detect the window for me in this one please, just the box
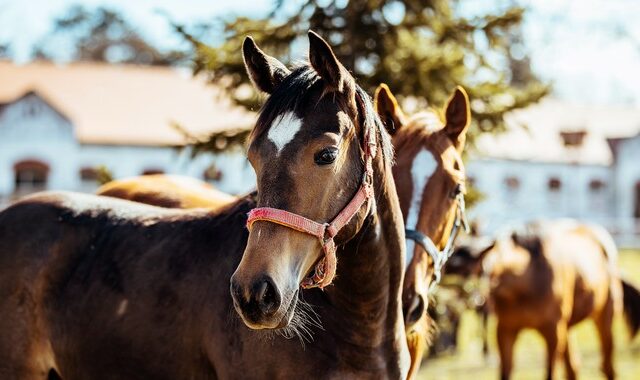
[548,177,562,191]
[80,167,99,182]
[504,176,520,190]
[560,131,587,147]
[589,179,606,192]
[142,168,164,176]
[14,159,49,194]
[203,164,222,181]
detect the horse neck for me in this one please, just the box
[323,154,406,347]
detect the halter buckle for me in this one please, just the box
[322,223,337,242]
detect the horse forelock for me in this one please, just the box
[248,64,393,169]
[393,110,463,174]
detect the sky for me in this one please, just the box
[0,0,639,106]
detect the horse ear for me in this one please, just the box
[308,30,353,93]
[474,240,496,275]
[242,36,290,94]
[444,86,471,151]
[477,240,496,261]
[374,84,406,135]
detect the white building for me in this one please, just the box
[3,62,640,246]
[467,99,640,247]
[0,61,257,205]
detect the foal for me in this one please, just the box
[97,84,471,379]
[0,32,409,379]
[450,220,640,380]
[374,84,470,378]
[98,84,470,378]
[98,174,237,210]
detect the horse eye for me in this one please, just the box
[314,147,338,165]
[451,183,463,198]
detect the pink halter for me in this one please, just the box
[247,125,377,289]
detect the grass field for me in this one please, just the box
[418,249,640,380]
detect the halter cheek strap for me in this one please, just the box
[246,126,377,289]
[405,192,469,290]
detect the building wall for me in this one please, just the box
[76,146,256,194]
[0,94,79,196]
[0,95,256,205]
[466,158,613,234]
[2,92,639,245]
[610,135,640,246]
[614,135,640,219]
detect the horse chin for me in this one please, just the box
[275,289,299,329]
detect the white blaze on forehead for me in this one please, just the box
[405,148,438,267]
[267,111,303,154]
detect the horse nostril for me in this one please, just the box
[406,294,426,325]
[256,280,269,302]
[252,277,281,316]
[230,276,246,306]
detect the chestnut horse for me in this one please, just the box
[98,174,236,210]
[448,220,640,380]
[374,84,470,377]
[0,32,410,379]
[97,85,471,379]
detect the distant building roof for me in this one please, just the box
[473,98,640,165]
[0,61,255,146]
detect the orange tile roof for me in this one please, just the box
[0,61,255,146]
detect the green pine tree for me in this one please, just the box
[176,0,549,150]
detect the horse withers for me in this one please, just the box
[448,220,640,380]
[0,31,410,379]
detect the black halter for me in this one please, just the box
[405,192,469,290]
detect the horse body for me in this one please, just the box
[0,32,410,379]
[468,220,640,380]
[0,192,244,379]
[374,84,470,378]
[489,222,615,328]
[0,190,404,379]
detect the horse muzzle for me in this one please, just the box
[230,272,301,330]
[230,274,284,329]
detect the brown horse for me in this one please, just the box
[96,84,472,379]
[97,174,237,210]
[0,32,410,379]
[374,84,470,377]
[448,220,640,380]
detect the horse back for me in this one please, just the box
[0,191,251,379]
[542,220,618,324]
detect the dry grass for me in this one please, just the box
[418,249,640,380]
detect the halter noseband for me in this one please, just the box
[405,192,469,290]
[246,119,377,289]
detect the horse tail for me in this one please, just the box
[622,279,640,339]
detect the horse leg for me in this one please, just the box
[481,305,489,358]
[0,286,54,380]
[540,321,567,380]
[496,322,519,380]
[563,330,579,380]
[595,297,615,380]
